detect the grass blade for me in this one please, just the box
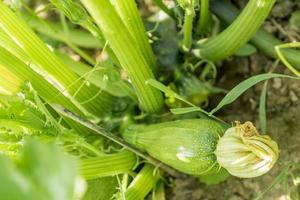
[259,81,268,134]
[210,73,300,115]
[254,164,291,200]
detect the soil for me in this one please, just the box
[168,1,300,199]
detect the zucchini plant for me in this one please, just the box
[0,0,298,199]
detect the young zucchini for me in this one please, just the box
[123,119,278,178]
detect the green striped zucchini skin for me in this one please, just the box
[122,119,225,175]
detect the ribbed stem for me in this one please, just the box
[80,0,164,113]
[197,0,210,34]
[182,8,195,51]
[0,45,102,135]
[153,181,165,200]
[0,46,84,116]
[125,164,159,200]
[0,3,113,118]
[210,0,300,70]
[0,30,115,108]
[112,0,158,73]
[195,0,276,61]
[80,151,137,180]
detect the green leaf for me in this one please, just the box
[0,139,78,200]
[210,73,300,115]
[170,107,202,115]
[0,83,59,134]
[83,177,118,200]
[290,10,300,30]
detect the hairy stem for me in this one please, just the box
[182,8,195,51]
[112,0,158,73]
[80,0,164,113]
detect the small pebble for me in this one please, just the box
[272,78,282,89]
[289,90,298,102]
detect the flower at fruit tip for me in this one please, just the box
[215,121,279,178]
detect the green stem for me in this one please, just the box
[153,181,165,200]
[182,8,195,51]
[125,164,159,200]
[64,40,95,66]
[194,0,276,61]
[75,140,104,157]
[197,0,210,34]
[0,46,84,116]
[0,46,100,135]
[80,150,137,180]
[153,0,176,20]
[112,0,158,73]
[275,43,300,77]
[0,3,113,118]
[80,0,164,113]
[210,0,300,69]
[47,0,120,65]
[23,14,102,49]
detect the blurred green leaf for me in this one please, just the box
[0,139,78,200]
[83,177,118,200]
[198,168,230,185]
